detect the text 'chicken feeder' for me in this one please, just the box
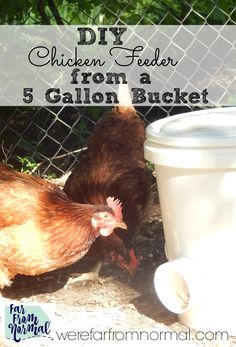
[144,107,236,335]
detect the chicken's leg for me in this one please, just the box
[65,261,104,286]
[0,264,13,289]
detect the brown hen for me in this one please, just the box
[0,164,126,289]
[64,84,149,278]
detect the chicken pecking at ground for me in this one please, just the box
[0,164,127,290]
[63,84,150,281]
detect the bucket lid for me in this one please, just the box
[145,107,236,168]
[146,107,236,148]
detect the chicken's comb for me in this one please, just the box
[106,196,123,221]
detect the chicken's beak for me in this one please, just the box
[114,220,127,230]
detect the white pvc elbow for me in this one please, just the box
[154,257,208,314]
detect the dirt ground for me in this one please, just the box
[0,184,234,347]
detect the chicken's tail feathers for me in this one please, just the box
[115,83,136,115]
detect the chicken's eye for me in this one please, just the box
[104,213,108,218]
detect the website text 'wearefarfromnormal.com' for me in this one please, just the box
[55,327,229,343]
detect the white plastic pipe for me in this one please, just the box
[154,257,208,314]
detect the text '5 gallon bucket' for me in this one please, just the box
[144,107,236,335]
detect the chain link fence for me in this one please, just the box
[0,0,235,176]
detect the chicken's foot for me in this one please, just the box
[65,261,105,287]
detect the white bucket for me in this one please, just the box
[144,107,236,335]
